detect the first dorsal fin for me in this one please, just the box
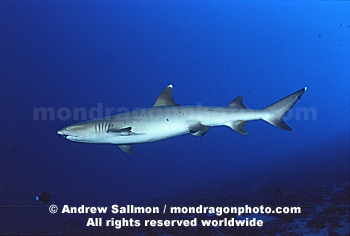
[153,84,180,107]
[228,96,246,109]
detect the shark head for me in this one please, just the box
[57,122,97,143]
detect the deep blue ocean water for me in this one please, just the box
[1,1,349,235]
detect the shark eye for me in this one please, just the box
[66,127,71,131]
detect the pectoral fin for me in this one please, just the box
[117,144,133,154]
[108,127,144,136]
[107,127,132,136]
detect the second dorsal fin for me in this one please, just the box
[228,96,246,109]
[153,84,180,107]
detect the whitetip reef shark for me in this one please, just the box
[57,85,306,154]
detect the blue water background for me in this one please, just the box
[0,1,349,234]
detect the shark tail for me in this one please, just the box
[262,87,307,131]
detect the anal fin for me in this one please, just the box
[228,121,248,135]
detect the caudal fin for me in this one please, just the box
[262,87,307,131]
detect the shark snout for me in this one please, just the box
[57,129,74,138]
[57,130,68,138]
[57,129,67,136]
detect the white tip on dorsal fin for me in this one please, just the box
[228,96,246,109]
[153,84,180,107]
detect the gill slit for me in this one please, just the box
[95,122,110,132]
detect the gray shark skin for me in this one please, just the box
[57,85,306,154]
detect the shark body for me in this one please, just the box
[57,85,306,154]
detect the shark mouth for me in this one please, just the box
[57,131,73,139]
[58,134,69,139]
[59,134,77,140]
